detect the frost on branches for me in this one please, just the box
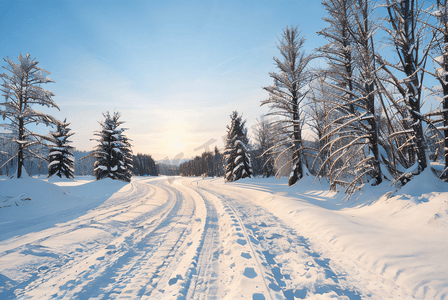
[428,0,448,180]
[223,111,252,182]
[92,112,133,182]
[0,53,58,178]
[377,0,432,183]
[47,119,75,179]
[313,0,384,194]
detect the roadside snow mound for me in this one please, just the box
[0,176,132,242]
[47,176,76,183]
[219,170,448,299]
[0,175,68,208]
[64,178,129,200]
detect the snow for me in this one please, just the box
[48,151,62,157]
[47,160,60,168]
[94,165,107,171]
[0,172,447,299]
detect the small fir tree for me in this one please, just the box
[47,119,74,179]
[92,112,133,182]
[223,111,252,182]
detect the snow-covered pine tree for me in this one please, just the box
[47,119,74,179]
[0,54,58,178]
[223,111,253,182]
[262,26,313,186]
[92,112,133,182]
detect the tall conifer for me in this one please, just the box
[223,111,252,182]
[47,119,74,179]
[92,112,133,182]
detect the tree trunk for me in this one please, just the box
[289,90,303,186]
[366,82,382,185]
[442,32,448,179]
[17,117,24,179]
[401,0,427,172]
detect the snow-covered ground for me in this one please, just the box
[0,172,447,299]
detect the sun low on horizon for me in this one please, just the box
[0,0,326,161]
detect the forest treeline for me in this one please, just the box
[0,143,158,177]
[180,0,448,194]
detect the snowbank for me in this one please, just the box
[0,175,130,242]
[211,170,448,299]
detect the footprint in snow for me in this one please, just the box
[243,267,257,279]
[266,233,283,240]
[168,274,183,286]
[252,293,265,300]
[38,266,49,273]
[237,239,247,246]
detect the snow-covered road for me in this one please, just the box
[0,177,364,299]
[1,175,447,299]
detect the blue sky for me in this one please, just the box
[1,0,327,160]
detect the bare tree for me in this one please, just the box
[377,0,435,182]
[313,0,383,193]
[253,116,276,177]
[424,0,448,179]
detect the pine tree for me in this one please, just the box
[262,26,313,186]
[0,53,58,178]
[47,119,74,179]
[92,112,133,182]
[223,111,252,182]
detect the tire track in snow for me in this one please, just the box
[14,179,178,299]
[195,182,274,300]
[1,180,161,298]
[0,181,155,257]
[181,180,221,300]
[69,178,196,299]
[199,181,363,300]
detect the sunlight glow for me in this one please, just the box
[174,140,184,150]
